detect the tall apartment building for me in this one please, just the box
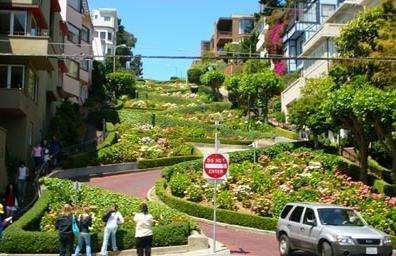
[281,0,380,116]
[0,0,67,166]
[59,0,93,104]
[212,15,255,55]
[91,8,118,61]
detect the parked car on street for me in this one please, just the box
[276,203,393,256]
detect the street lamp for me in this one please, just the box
[113,44,128,72]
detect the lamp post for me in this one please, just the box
[113,44,128,72]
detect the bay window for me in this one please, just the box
[0,11,27,35]
[81,26,90,42]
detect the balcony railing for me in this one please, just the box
[0,35,49,55]
[0,88,29,116]
[217,31,232,37]
[302,23,343,54]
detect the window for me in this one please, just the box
[303,208,316,225]
[107,47,112,55]
[281,205,294,219]
[321,4,336,22]
[239,19,254,34]
[66,59,80,79]
[100,31,106,40]
[81,26,90,42]
[0,66,7,88]
[289,206,304,222]
[94,31,98,37]
[67,23,80,44]
[0,12,11,35]
[104,16,111,22]
[31,16,40,36]
[81,59,90,71]
[0,65,25,89]
[0,11,27,35]
[107,32,112,41]
[68,0,81,12]
[94,15,98,19]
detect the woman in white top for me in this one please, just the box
[134,203,155,256]
[17,161,28,202]
[100,204,124,256]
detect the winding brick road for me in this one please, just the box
[88,169,281,256]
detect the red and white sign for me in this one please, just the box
[203,153,229,180]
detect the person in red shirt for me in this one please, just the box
[4,184,18,217]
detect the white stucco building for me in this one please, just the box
[281,0,380,117]
[91,8,118,61]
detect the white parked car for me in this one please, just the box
[276,203,393,256]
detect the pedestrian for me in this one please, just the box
[55,204,74,256]
[4,184,18,217]
[134,203,155,256]
[73,205,93,256]
[50,136,62,166]
[0,203,4,239]
[31,143,43,170]
[100,203,124,255]
[17,161,28,203]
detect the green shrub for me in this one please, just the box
[185,185,204,202]
[62,151,98,169]
[138,156,201,169]
[97,131,118,150]
[187,68,203,84]
[169,173,192,197]
[217,191,235,210]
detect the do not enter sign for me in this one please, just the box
[203,153,229,180]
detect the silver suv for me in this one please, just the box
[276,203,393,256]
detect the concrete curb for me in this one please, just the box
[147,187,275,236]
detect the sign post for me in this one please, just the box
[203,153,229,254]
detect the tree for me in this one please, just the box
[187,68,203,85]
[288,78,335,139]
[115,19,143,76]
[243,59,270,74]
[239,70,283,121]
[49,100,83,146]
[225,73,245,108]
[105,71,136,99]
[200,70,225,101]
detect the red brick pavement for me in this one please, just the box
[89,169,162,199]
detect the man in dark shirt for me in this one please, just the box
[74,205,93,256]
[55,204,74,256]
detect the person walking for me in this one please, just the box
[50,136,62,166]
[4,184,18,217]
[100,204,124,255]
[55,204,74,256]
[17,161,28,203]
[134,203,155,256]
[73,205,93,256]
[31,143,43,170]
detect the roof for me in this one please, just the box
[286,202,353,209]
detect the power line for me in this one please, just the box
[0,53,395,62]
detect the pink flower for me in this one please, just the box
[274,61,285,75]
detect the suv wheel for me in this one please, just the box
[320,242,333,256]
[279,234,291,256]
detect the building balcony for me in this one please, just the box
[63,74,81,98]
[0,88,30,116]
[0,35,53,70]
[327,0,363,24]
[283,22,319,43]
[302,23,343,56]
[281,77,306,114]
[303,60,330,78]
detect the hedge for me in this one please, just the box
[0,191,193,253]
[187,137,253,145]
[96,131,118,150]
[138,155,202,169]
[156,179,277,231]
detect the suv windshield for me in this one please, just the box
[318,208,364,226]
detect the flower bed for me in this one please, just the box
[158,144,396,237]
[0,178,196,253]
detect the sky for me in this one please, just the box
[88,0,259,80]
